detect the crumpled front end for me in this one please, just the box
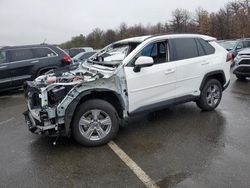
[23,67,105,137]
[23,81,61,136]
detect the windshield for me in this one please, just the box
[85,42,140,68]
[218,41,237,51]
[72,52,84,60]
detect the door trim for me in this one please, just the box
[129,95,198,116]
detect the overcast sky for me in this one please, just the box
[0,0,230,45]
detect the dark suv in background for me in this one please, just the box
[0,44,72,91]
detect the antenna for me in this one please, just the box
[43,38,47,44]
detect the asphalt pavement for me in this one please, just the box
[0,74,249,188]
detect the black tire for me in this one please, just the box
[72,99,119,146]
[196,79,222,111]
[236,75,246,80]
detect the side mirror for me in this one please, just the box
[133,56,154,72]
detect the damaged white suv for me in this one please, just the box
[24,34,231,146]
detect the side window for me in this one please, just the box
[243,41,250,48]
[0,51,7,64]
[141,43,156,57]
[195,39,206,56]
[169,38,199,61]
[198,39,215,55]
[236,42,243,49]
[138,41,167,64]
[33,47,56,58]
[9,49,33,62]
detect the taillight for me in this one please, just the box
[63,55,72,63]
[227,52,233,62]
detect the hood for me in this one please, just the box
[238,48,250,55]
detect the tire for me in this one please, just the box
[72,99,119,146]
[196,79,222,111]
[236,75,246,80]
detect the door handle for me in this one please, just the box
[30,60,39,64]
[201,61,210,66]
[164,69,175,75]
[0,66,7,69]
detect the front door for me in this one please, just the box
[124,41,176,113]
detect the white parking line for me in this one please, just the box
[108,141,159,188]
[0,117,15,125]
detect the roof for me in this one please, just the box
[1,44,55,50]
[149,33,216,41]
[115,34,216,44]
[116,36,152,44]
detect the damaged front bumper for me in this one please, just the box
[23,81,68,137]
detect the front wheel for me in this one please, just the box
[196,79,222,111]
[72,99,119,146]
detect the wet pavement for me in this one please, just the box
[0,74,249,188]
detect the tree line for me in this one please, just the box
[60,0,250,49]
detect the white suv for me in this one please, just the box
[24,34,231,146]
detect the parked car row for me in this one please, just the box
[217,38,250,59]
[217,38,250,80]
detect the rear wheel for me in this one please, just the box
[72,99,119,146]
[236,75,246,80]
[196,79,222,111]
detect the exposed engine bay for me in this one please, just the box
[23,62,127,139]
[23,40,135,140]
[23,66,107,136]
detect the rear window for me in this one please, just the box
[243,41,250,48]
[198,39,215,55]
[32,47,56,58]
[169,38,199,61]
[195,39,206,56]
[9,49,33,62]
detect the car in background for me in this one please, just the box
[0,44,72,91]
[218,38,250,58]
[233,48,250,80]
[72,51,97,63]
[68,47,93,57]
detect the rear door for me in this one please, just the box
[8,48,37,87]
[169,38,210,97]
[32,47,57,74]
[0,50,12,90]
